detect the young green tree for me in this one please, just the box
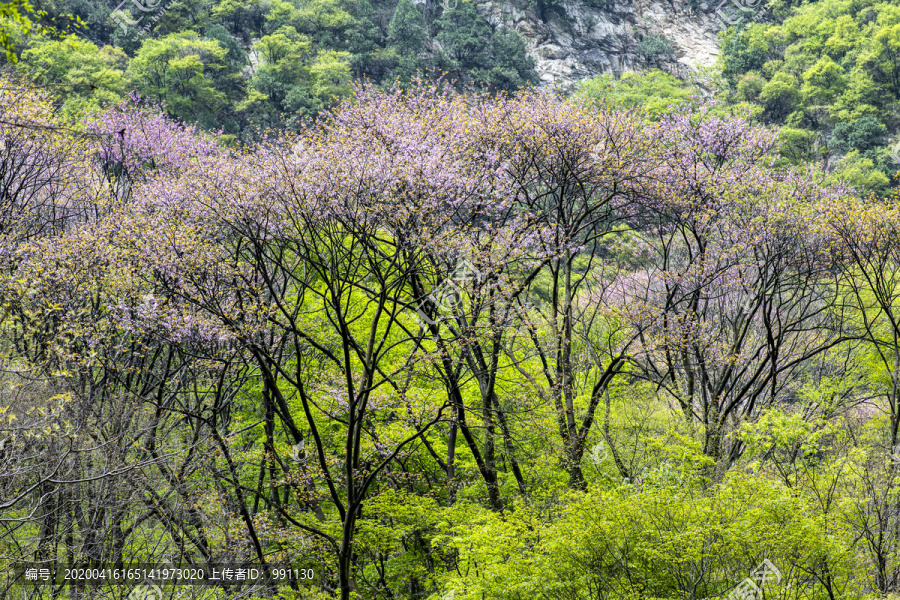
[0,0,50,60]
[574,69,693,118]
[126,31,230,129]
[18,36,126,116]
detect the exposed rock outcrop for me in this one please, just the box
[478,0,725,89]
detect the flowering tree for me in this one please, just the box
[83,92,222,202]
[4,72,892,600]
[0,76,194,580]
[829,197,900,449]
[71,80,544,597]
[483,92,656,490]
[625,101,851,468]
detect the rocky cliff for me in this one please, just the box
[476,0,726,89]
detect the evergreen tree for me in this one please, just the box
[435,2,536,92]
[387,0,426,57]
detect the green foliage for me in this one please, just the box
[9,71,900,600]
[0,0,49,61]
[831,149,891,192]
[11,0,538,136]
[386,0,425,57]
[759,71,799,121]
[486,27,539,90]
[574,69,693,118]
[291,0,356,42]
[17,36,126,115]
[210,0,268,42]
[801,56,846,105]
[433,2,537,91]
[204,23,247,68]
[441,471,854,600]
[830,115,888,154]
[738,409,840,479]
[126,31,230,129]
[434,2,491,69]
[246,25,352,128]
[736,71,766,103]
[718,0,900,192]
[722,24,769,82]
[252,25,314,92]
[309,48,351,98]
[635,31,674,59]
[152,0,212,37]
[777,126,817,164]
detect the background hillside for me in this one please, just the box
[4,0,899,191]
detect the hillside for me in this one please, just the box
[4,0,727,129]
[5,0,898,193]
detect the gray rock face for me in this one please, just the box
[479,0,724,89]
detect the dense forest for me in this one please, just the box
[3,0,900,598]
[5,0,900,190]
[1,0,538,136]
